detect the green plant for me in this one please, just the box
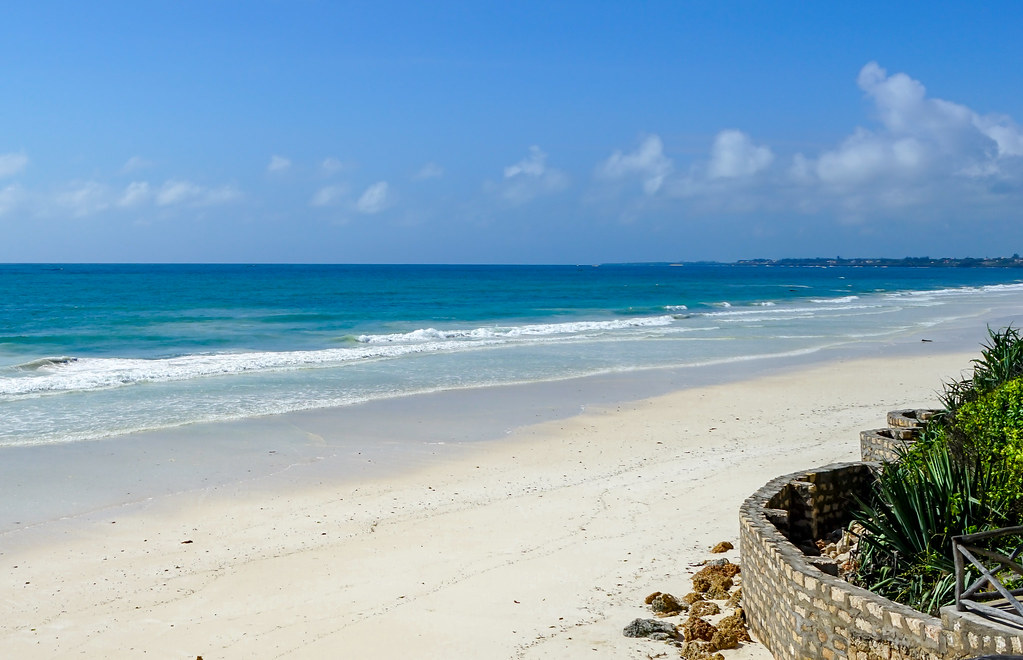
[852,326,1023,614]
[938,325,1023,413]
[944,378,1023,517]
[971,325,1023,393]
[852,445,1009,614]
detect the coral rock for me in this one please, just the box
[710,630,739,651]
[650,592,684,615]
[681,615,717,642]
[682,591,705,605]
[679,641,724,660]
[716,609,751,642]
[691,563,739,596]
[689,600,721,617]
[710,541,734,553]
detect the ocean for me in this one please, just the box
[2,263,1022,449]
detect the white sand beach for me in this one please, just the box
[0,350,973,658]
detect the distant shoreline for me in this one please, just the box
[608,256,1023,268]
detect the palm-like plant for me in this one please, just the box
[852,445,1008,615]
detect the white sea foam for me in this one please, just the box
[357,316,676,344]
[0,340,501,397]
[885,282,1023,300]
[0,315,686,398]
[702,303,878,318]
[810,295,860,303]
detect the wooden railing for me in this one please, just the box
[953,526,1023,628]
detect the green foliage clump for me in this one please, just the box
[938,325,1023,413]
[949,378,1023,515]
[851,326,1023,615]
[852,444,1010,614]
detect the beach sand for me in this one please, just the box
[0,350,973,658]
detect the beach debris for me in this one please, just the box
[681,614,717,642]
[710,541,733,553]
[645,592,685,616]
[710,630,739,650]
[181,540,193,544]
[679,642,725,660]
[691,562,739,599]
[688,600,720,617]
[622,618,678,640]
[716,608,751,642]
[681,591,704,605]
[626,547,749,657]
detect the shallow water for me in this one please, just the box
[2,263,1022,447]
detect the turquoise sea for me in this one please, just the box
[2,263,1022,448]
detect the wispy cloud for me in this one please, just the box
[0,152,28,179]
[309,183,348,207]
[120,156,153,174]
[321,157,355,175]
[413,162,444,180]
[156,180,241,207]
[356,181,390,214]
[488,146,568,204]
[56,181,110,217]
[267,155,292,173]
[0,184,25,216]
[117,181,152,208]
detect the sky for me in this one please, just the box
[2,1,1023,264]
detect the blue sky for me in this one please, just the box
[3,1,1023,263]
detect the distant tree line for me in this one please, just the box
[732,255,1023,268]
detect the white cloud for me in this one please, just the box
[802,62,1023,191]
[56,181,110,217]
[0,184,25,215]
[599,135,672,194]
[591,62,1023,223]
[309,184,348,207]
[156,180,241,207]
[356,181,390,214]
[490,146,569,204]
[201,186,243,205]
[707,130,774,179]
[321,157,356,175]
[267,155,292,173]
[156,180,202,206]
[413,162,444,180]
[0,152,28,179]
[117,181,152,208]
[504,146,548,178]
[120,156,153,174]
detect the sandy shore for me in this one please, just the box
[0,350,973,658]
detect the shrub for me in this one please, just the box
[852,444,1009,614]
[851,326,1023,614]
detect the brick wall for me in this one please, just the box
[739,461,1023,660]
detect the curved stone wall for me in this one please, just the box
[860,409,938,463]
[739,462,1023,660]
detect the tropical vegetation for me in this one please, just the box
[851,326,1023,615]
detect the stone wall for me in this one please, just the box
[739,461,1023,660]
[859,409,938,463]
